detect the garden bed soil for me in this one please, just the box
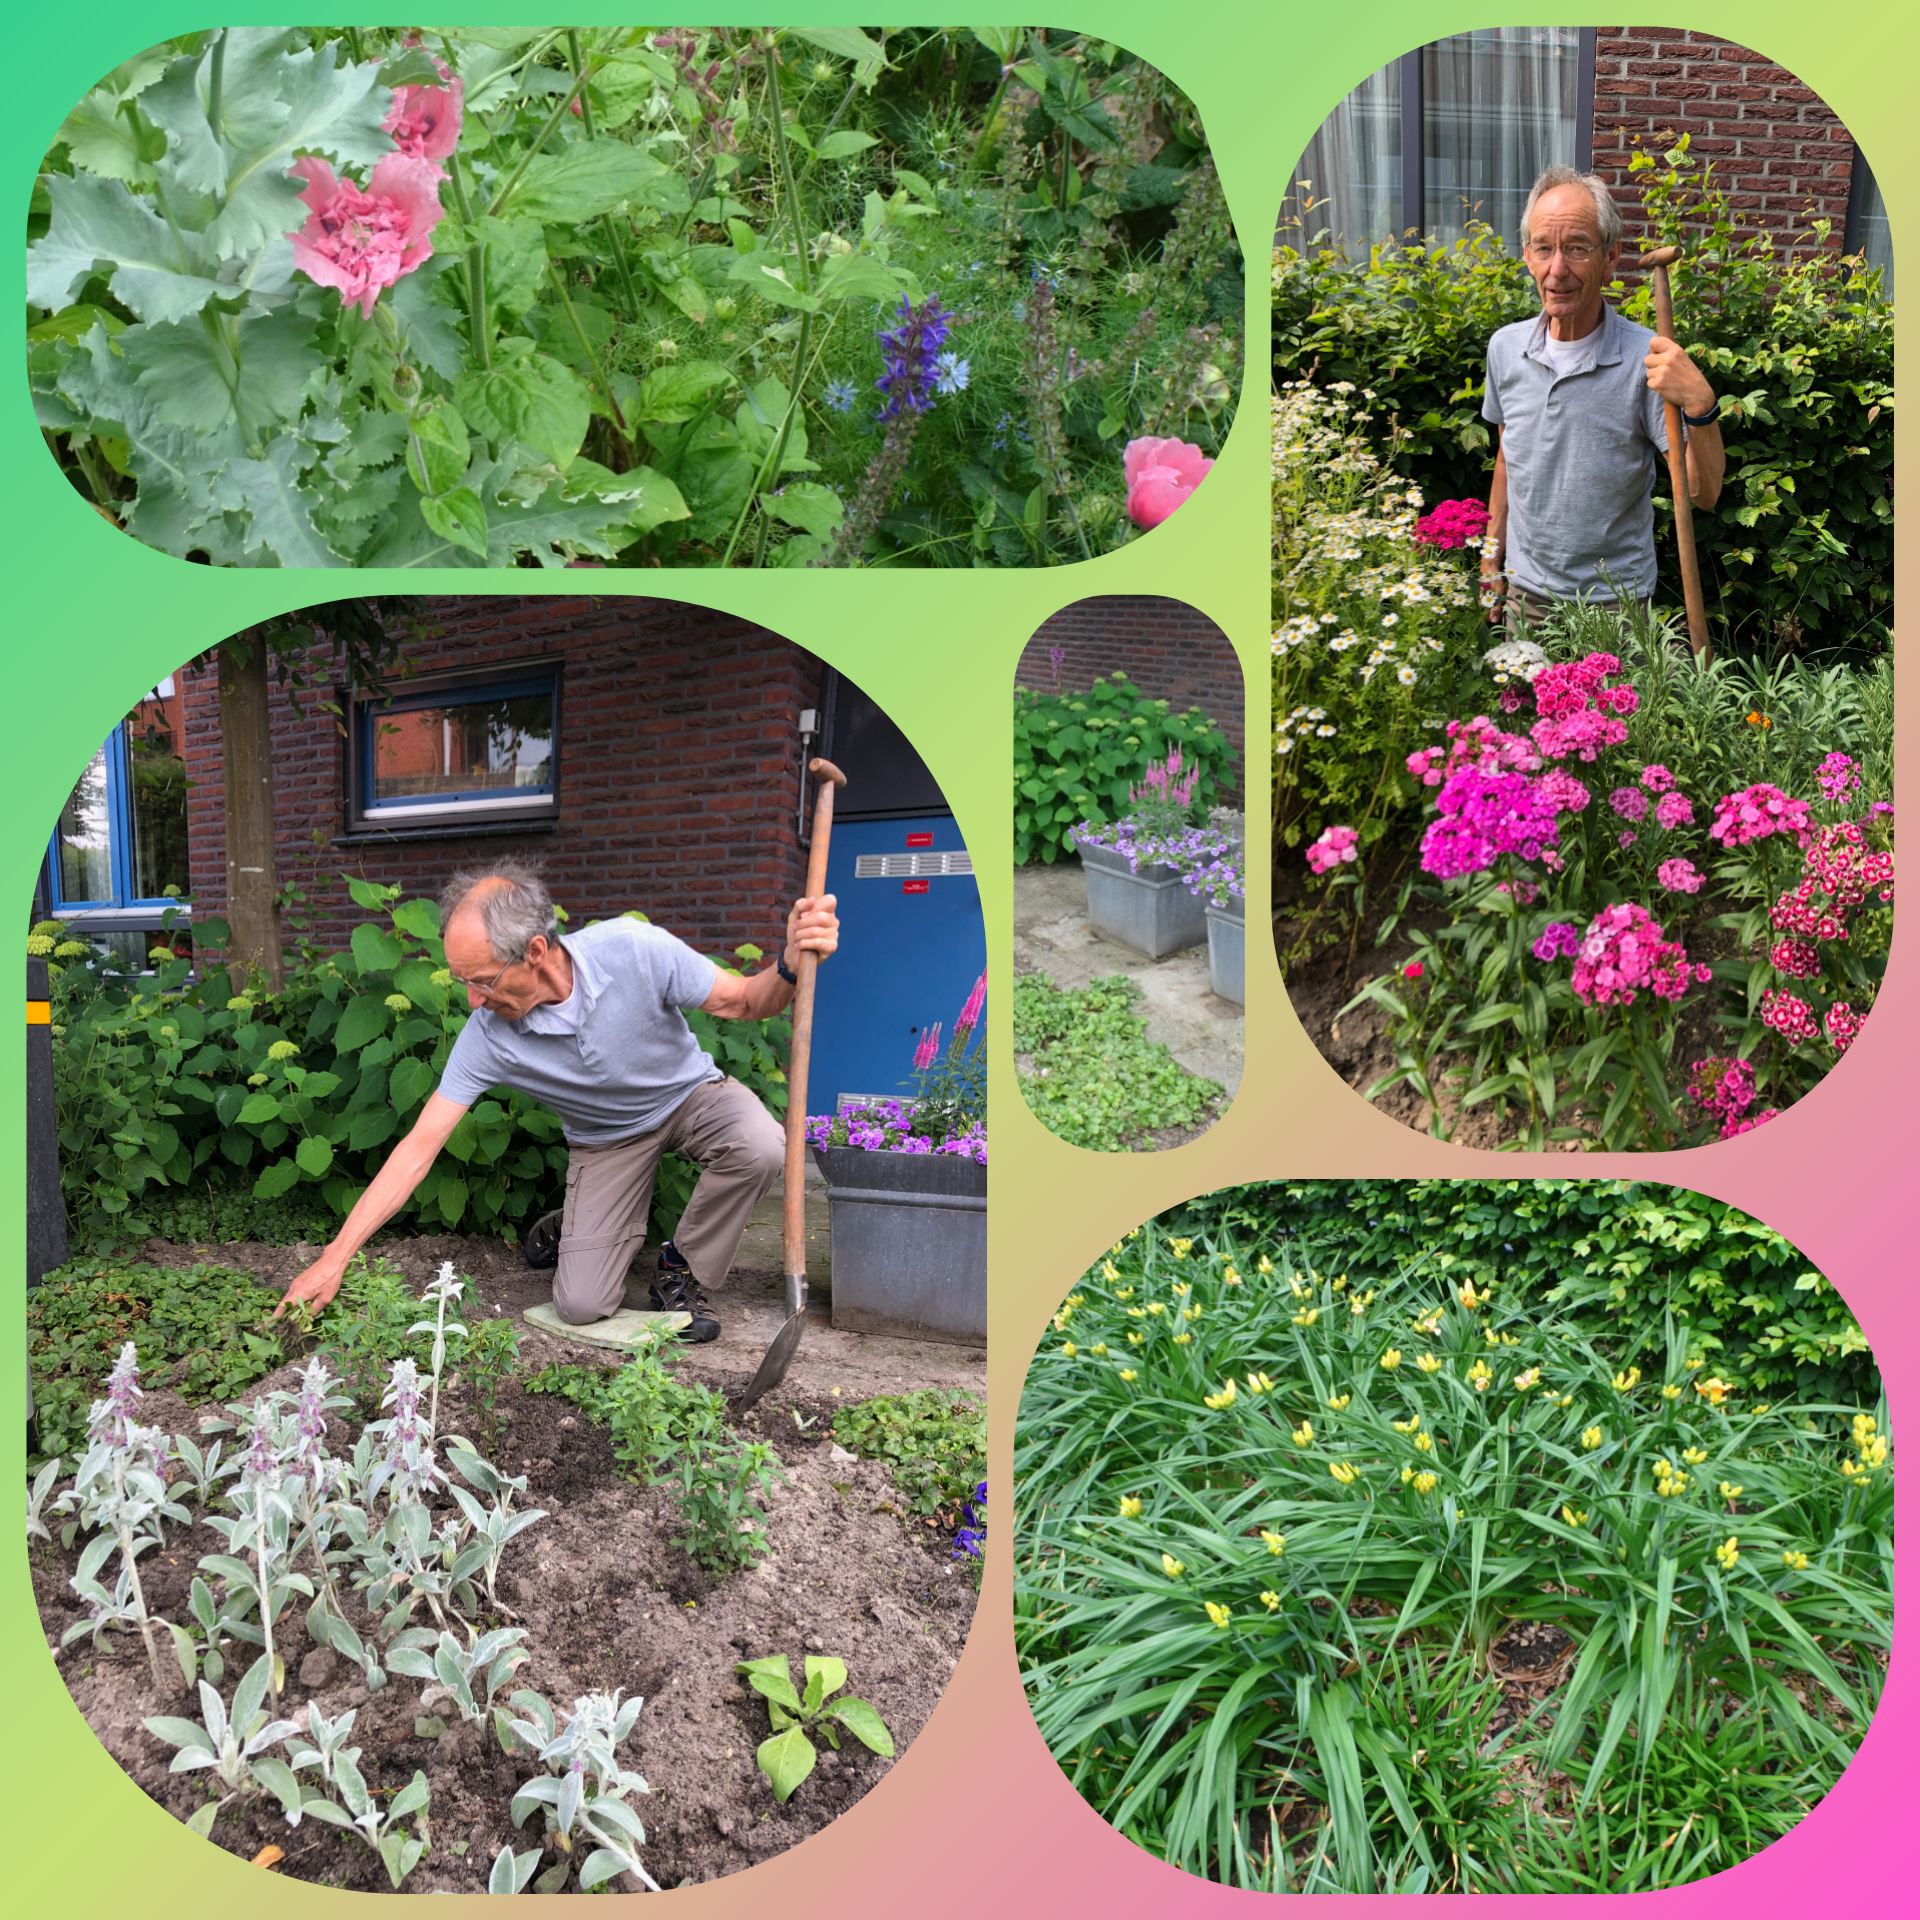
[1274,864,1743,1151]
[30,1228,983,1889]
[31,1356,978,1891]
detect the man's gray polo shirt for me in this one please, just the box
[438,918,722,1144]
[1483,303,1671,602]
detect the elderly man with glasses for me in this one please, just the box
[1481,165,1725,631]
[276,860,838,1343]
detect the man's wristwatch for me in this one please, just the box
[1682,398,1721,428]
[776,955,798,986]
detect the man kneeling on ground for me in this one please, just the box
[276,859,837,1342]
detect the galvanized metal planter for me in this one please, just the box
[1078,842,1208,959]
[1207,899,1246,1005]
[810,1145,987,1346]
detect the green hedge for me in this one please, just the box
[1272,138,1894,658]
[45,878,789,1251]
[1161,1180,1872,1405]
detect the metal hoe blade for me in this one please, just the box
[735,1274,807,1412]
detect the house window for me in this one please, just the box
[1846,149,1894,300]
[345,665,560,837]
[46,679,192,965]
[1281,28,1594,254]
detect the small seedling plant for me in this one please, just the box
[1016,1223,1891,1893]
[737,1654,895,1802]
[35,1261,665,1891]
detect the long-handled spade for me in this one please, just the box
[1641,244,1712,665]
[735,757,847,1413]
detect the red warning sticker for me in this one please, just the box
[906,832,934,848]
[902,880,930,894]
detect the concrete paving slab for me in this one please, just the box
[1014,860,1244,1096]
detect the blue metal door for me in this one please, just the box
[808,813,982,1116]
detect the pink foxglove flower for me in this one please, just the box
[288,154,445,317]
[383,67,463,166]
[1124,436,1213,529]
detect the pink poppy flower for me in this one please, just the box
[383,69,464,166]
[288,154,446,317]
[1124,436,1213,529]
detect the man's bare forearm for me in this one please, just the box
[308,1137,443,1281]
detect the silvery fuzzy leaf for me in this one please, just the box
[490,1843,542,1894]
[145,1713,213,1751]
[301,1799,354,1829]
[556,1766,584,1836]
[198,1679,230,1753]
[28,172,225,324]
[230,1655,271,1740]
[168,1745,220,1774]
[390,1769,431,1821]
[612,1696,645,1744]
[578,1848,634,1891]
[333,1747,370,1817]
[245,1717,301,1758]
[581,1795,646,1844]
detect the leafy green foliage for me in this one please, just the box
[736,1653,894,1802]
[30,27,1240,570]
[1017,1221,1888,1892]
[526,1344,783,1575]
[1272,137,1893,658]
[829,1389,985,1519]
[1014,972,1223,1150]
[1015,675,1237,866]
[1160,1180,1875,1405]
[27,1259,286,1463]
[45,882,789,1251]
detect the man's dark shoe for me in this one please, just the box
[524,1210,563,1270]
[650,1246,719,1342]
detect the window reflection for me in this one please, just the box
[371,693,555,804]
[57,742,112,903]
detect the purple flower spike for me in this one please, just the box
[875,296,954,420]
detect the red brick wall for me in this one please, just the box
[1591,29,1855,251]
[1015,596,1246,796]
[179,598,824,960]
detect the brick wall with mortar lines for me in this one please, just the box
[1014,596,1246,799]
[1590,28,1855,250]
[180,598,824,961]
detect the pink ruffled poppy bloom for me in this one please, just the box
[383,69,464,166]
[288,154,445,317]
[1124,436,1213,529]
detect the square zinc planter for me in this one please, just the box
[1206,898,1246,1005]
[1079,840,1208,959]
[810,1144,987,1347]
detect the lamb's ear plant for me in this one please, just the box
[143,1652,300,1804]
[506,1689,659,1891]
[737,1653,895,1803]
[26,1456,64,1541]
[489,1843,543,1894]
[166,1434,229,1512]
[445,1442,548,1612]
[389,1625,530,1724]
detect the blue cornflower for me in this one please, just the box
[934,352,970,396]
[823,379,858,414]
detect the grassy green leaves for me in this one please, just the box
[1016,1216,1889,1892]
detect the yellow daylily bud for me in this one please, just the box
[1260,1530,1285,1555]
[1204,1601,1231,1628]
[1161,1554,1185,1579]
[1327,1393,1351,1411]
[1416,1354,1443,1374]
[1119,1369,1138,1382]
[1260,1590,1281,1611]
[1119,1496,1143,1519]
[1290,1421,1314,1446]
[1412,1472,1438,1495]
[1612,1368,1641,1393]
[1329,1461,1359,1485]
[1380,1350,1403,1371]
[1581,1428,1603,1450]
[1203,1381,1238,1411]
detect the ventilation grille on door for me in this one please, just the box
[853,851,974,878]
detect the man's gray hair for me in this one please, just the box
[1520,166,1623,253]
[439,858,559,963]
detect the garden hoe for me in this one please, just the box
[735,757,847,1414]
[1640,244,1713,665]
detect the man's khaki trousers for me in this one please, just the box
[552,1077,785,1324]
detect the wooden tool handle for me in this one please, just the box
[782,759,846,1278]
[1646,257,1711,662]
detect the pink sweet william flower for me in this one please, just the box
[1825,1002,1864,1052]
[1721,1107,1779,1138]
[383,67,463,166]
[1412,498,1490,550]
[1708,783,1812,849]
[1402,961,1424,978]
[1759,989,1819,1045]
[1533,921,1580,962]
[1654,790,1694,830]
[1124,436,1213,529]
[1306,823,1360,875]
[1609,787,1650,823]
[288,154,445,317]
[1638,764,1677,794]
[1570,902,1702,1006]
[1656,857,1704,894]
[1769,937,1820,979]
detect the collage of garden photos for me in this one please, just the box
[5,10,1914,1918]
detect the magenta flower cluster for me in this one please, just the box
[1532,921,1580,962]
[1773,819,1895,942]
[1412,497,1491,550]
[805,1098,988,1164]
[1687,1056,1777,1139]
[1708,783,1812,848]
[1407,716,1539,788]
[1760,988,1821,1044]
[1420,768,1561,878]
[1306,823,1359,875]
[1817,752,1861,803]
[1567,903,1710,1007]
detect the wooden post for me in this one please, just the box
[218,636,285,990]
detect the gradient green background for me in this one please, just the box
[5,6,1909,1910]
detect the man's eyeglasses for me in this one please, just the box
[1524,239,1603,264]
[450,956,525,1000]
